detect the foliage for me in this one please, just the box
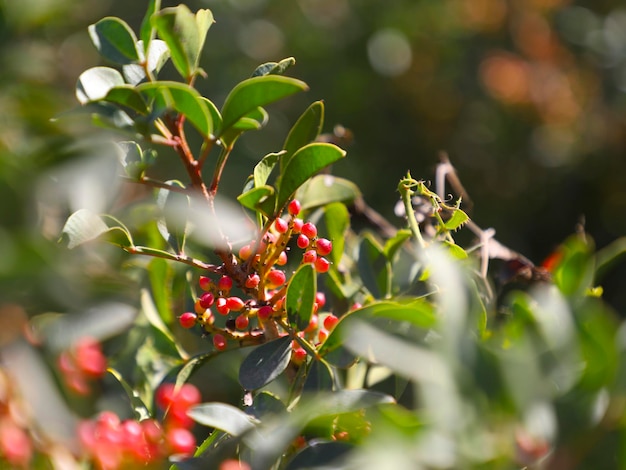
[2,2,626,470]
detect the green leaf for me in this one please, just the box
[286,264,317,330]
[117,141,145,179]
[358,233,391,299]
[88,17,140,65]
[443,208,469,232]
[156,180,189,254]
[140,0,161,47]
[173,353,216,389]
[140,288,187,360]
[254,152,284,188]
[148,258,174,324]
[553,235,595,297]
[220,75,308,132]
[239,336,293,391]
[220,107,269,148]
[152,5,213,79]
[324,202,350,266]
[252,57,296,77]
[285,441,353,470]
[122,39,170,85]
[237,185,276,218]
[303,359,335,392]
[282,101,324,172]
[276,143,346,213]
[296,174,361,210]
[200,97,222,136]
[60,209,133,249]
[108,368,151,420]
[188,403,258,437]
[137,81,212,137]
[76,67,125,104]
[383,229,412,260]
[105,86,149,114]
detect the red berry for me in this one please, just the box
[276,251,288,266]
[315,238,332,256]
[74,338,107,378]
[166,427,196,455]
[301,222,317,239]
[318,328,329,343]
[292,218,303,233]
[323,314,339,331]
[141,419,163,444]
[199,292,215,309]
[0,421,32,468]
[216,297,230,315]
[226,296,245,312]
[245,273,260,289]
[178,383,202,408]
[266,269,286,287]
[156,383,176,409]
[288,199,302,216]
[199,276,213,291]
[351,302,362,310]
[297,234,310,249]
[218,276,233,291]
[274,218,289,234]
[257,305,274,320]
[179,312,197,329]
[302,250,317,264]
[235,315,249,330]
[314,257,330,273]
[315,292,326,308]
[292,347,307,364]
[213,334,227,351]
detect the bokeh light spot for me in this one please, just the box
[367,29,412,77]
[237,20,284,61]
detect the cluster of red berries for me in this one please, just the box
[0,370,34,468]
[57,337,107,396]
[77,383,200,469]
[178,199,337,357]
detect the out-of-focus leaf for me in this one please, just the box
[324,202,350,266]
[358,233,391,299]
[252,57,296,77]
[140,288,187,360]
[76,67,125,104]
[88,17,140,65]
[108,368,151,420]
[189,403,258,436]
[443,208,469,232]
[60,209,133,249]
[286,263,317,330]
[246,392,286,421]
[276,143,346,213]
[237,185,275,218]
[303,359,335,392]
[281,100,324,171]
[140,0,161,47]
[553,235,595,297]
[156,180,189,254]
[105,86,149,114]
[239,336,293,390]
[296,174,360,210]
[173,352,217,389]
[384,229,412,261]
[147,258,174,324]
[220,75,308,132]
[122,39,170,85]
[285,441,353,470]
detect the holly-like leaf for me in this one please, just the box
[76,67,125,104]
[286,264,317,330]
[188,403,258,437]
[252,57,296,77]
[88,17,140,65]
[239,336,293,391]
[220,75,308,132]
[276,143,346,213]
[282,101,324,172]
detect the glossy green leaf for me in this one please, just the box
[60,209,133,249]
[76,67,125,104]
[137,81,212,137]
[189,403,257,437]
[324,202,349,266]
[286,264,317,330]
[276,143,346,213]
[220,75,308,132]
[247,392,286,420]
[200,97,222,136]
[239,336,293,390]
[285,441,353,470]
[254,152,283,188]
[147,258,174,324]
[220,107,269,148]
[443,208,469,232]
[237,185,275,218]
[156,180,189,254]
[296,174,360,210]
[252,57,296,77]
[358,232,391,299]
[88,17,140,65]
[140,0,161,47]
[282,101,324,172]
[152,5,213,79]
[122,39,170,85]
[303,359,335,392]
[104,86,148,114]
[553,235,595,297]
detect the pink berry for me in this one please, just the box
[226,296,245,312]
[314,257,330,273]
[178,383,202,408]
[213,334,227,351]
[257,306,274,320]
[302,250,317,264]
[274,218,289,234]
[297,234,310,249]
[323,314,339,331]
[266,269,286,287]
[304,314,318,333]
[288,199,302,216]
[276,251,288,266]
[235,315,249,330]
[301,222,317,239]
[245,273,260,289]
[199,276,213,291]
[0,421,32,467]
[216,297,230,315]
[315,292,326,308]
[166,427,196,455]
[179,312,197,329]
[74,338,107,378]
[156,383,176,409]
[315,238,332,256]
[351,302,362,310]
[218,276,233,291]
[199,292,215,309]
[292,218,303,233]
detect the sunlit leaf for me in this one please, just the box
[254,152,284,188]
[324,202,349,266]
[443,208,469,232]
[383,229,412,261]
[105,86,149,114]
[60,209,133,249]
[122,39,170,85]
[88,17,140,65]
[252,57,296,77]
[189,403,258,436]
[286,263,317,330]
[296,174,361,211]
[281,100,324,171]
[76,67,125,104]
[140,0,161,47]
[237,185,275,218]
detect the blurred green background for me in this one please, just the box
[2,0,626,313]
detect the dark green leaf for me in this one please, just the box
[286,264,317,330]
[189,403,257,436]
[147,258,174,324]
[220,75,308,132]
[246,392,286,420]
[76,67,125,104]
[303,359,335,392]
[107,368,151,420]
[296,175,361,211]
[282,101,324,172]
[252,57,296,77]
[140,0,161,47]
[122,39,170,85]
[276,143,346,213]
[173,353,216,389]
[285,441,353,470]
[105,86,149,114]
[358,233,391,299]
[324,202,350,266]
[88,17,140,65]
[239,336,293,390]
